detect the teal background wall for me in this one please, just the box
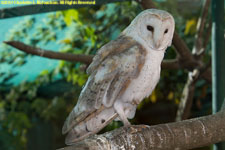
[0,5,60,85]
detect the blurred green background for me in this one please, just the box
[0,0,215,149]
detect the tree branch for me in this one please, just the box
[161,59,180,70]
[172,32,196,63]
[58,111,225,150]
[193,0,211,55]
[196,0,211,40]
[137,0,156,9]
[200,67,212,83]
[176,69,199,121]
[3,41,93,65]
[202,22,212,51]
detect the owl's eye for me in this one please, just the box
[164,29,168,34]
[147,25,154,32]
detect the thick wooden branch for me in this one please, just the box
[58,111,225,150]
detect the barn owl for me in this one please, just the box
[62,9,175,145]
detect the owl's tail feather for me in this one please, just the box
[65,107,118,145]
[62,109,93,135]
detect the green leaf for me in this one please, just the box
[63,9,79,26]
[40,70,49,76]
[31,98,48,114]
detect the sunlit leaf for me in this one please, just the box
[150,90,157,103]
[184,18,197,35]
[63,9,79,26]
[60,38,71,44]
[175,98,180,105]
[40,70,49,76]
[167,91,174,100]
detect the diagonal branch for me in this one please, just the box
[196,21,212,57]
[176,69,199,121]
[3,41,93,65]
[193,0,211,55]
[172,32,194,61]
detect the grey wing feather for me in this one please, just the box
[65,107,118,145]
[62,75,111,134]
[86,35,136,75]
[62,76,96,134]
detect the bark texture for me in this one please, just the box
[58,111,225,150]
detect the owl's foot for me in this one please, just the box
[120,114,131,126]
[114,101,131,126]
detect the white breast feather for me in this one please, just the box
[121,49,164,103]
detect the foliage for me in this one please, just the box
[0,1,212,150]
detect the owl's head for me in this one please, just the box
[123,9,175,51]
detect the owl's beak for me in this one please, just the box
[153,33,162,49]
[154,40,161,49]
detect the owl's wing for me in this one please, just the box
[62,36,146,143]
[86,35,137,75]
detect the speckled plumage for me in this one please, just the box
[62,9,175,145]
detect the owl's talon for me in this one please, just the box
[123,119,131,126]
[114,100,132,126]
[119,114,131,126]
